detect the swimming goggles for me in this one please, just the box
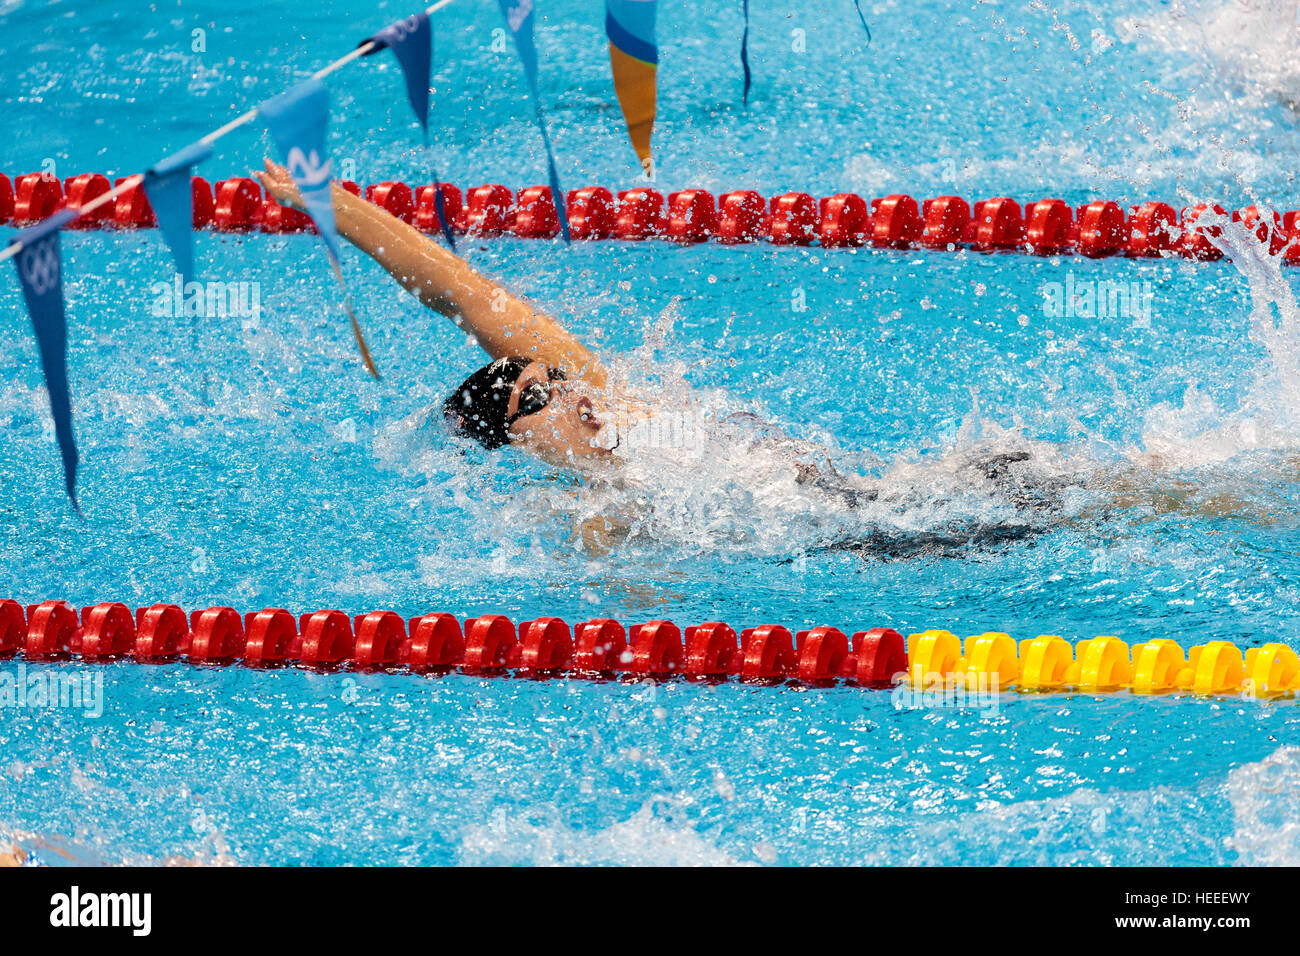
[506,366,566,428]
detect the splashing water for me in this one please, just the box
[1124,0,1300,110]
[1136,215,1300,471]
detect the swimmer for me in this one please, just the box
[258,160,975,493]
[257,161,1219,554]
[259,160,640,475]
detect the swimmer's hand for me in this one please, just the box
[255,159,307,212]
[575,513,631,554]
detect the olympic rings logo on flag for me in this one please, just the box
[19,238,60,298]
[381,15,421,43]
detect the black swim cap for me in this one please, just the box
[443,357,532,449]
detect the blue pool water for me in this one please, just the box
[4,0,1300,864]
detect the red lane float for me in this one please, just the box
[297,609,354,667]
[0,173,14,224]
[78,602,135,660]
[0,599,24,655]
[462,614,516,673]
[717,190,765,243]
[567,186,615,240]
[13,173,62,225]
[739,624,795,681]
[12,171,1300,265]
[188,606,244,664]
[920,196,971,249]
[768,192,817,245]
[512,617,572,672]
[968,197,1023,251]
[1287,211,1300,265]
[667,189,717,243]
[24,600,77,661]
[244,608,295,665]
[191,177,215,228]
[572,618,626,672]
[1024,199,1073,255]
[615,188,665,240]
[401,612,464,672]
[464,184,512,237]
[3,599,919,689]
[415,183,464,234]
[871,194,922,248]
[818,193,869,247]
[512,185,560,239]
[851,628,907,687]
[627,620,682,675]
[353,610,406,668]
[1178,203,1226,261]
[1076,200,1126,258]
[113,177,156,228]
[213,178,263,231]
[796,626,849,682]
[1234,205,1286,255]
[62,174,113,228]
[116,175,212,229]
[1126,201,1178,257]
[365,181,415,225]
[261,199,315,233]
[683,621,738,678]
[134,604,188,662]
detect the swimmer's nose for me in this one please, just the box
[577,396,601,427]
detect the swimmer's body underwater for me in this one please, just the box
[257,161,1236,553]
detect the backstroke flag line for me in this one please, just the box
[852,0,872,45]
[362,11,457,249]
[142,140,214,285]
[13,208,81,513]
[605,0,658,177]
[741,0,752,105]
[740,1,868,106]
[258,79,380,378]
[497,0,571,242]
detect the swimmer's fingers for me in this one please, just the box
[256,158,306,211]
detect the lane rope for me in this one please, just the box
[5,599,1297,699]
[4,174,1289,261]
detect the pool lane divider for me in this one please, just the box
[2,172,1295,262]
[5,599,1299,700]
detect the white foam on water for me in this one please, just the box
[457,796,755,866]
[1123,0,1300,110]
[1224,744,1300,865]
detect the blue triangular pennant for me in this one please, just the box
[259,79,379,377]
[497,0,570,242]
[362,12,456,249]
[143,139,214,285]
[12,208,81,512]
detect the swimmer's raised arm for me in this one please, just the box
[256,160,607,388]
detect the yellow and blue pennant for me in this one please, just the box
[605,0,658,176]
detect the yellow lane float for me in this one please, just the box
[1243,643,1300,699]
[906,629,963,688]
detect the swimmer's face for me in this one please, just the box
[505,362,611,463]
